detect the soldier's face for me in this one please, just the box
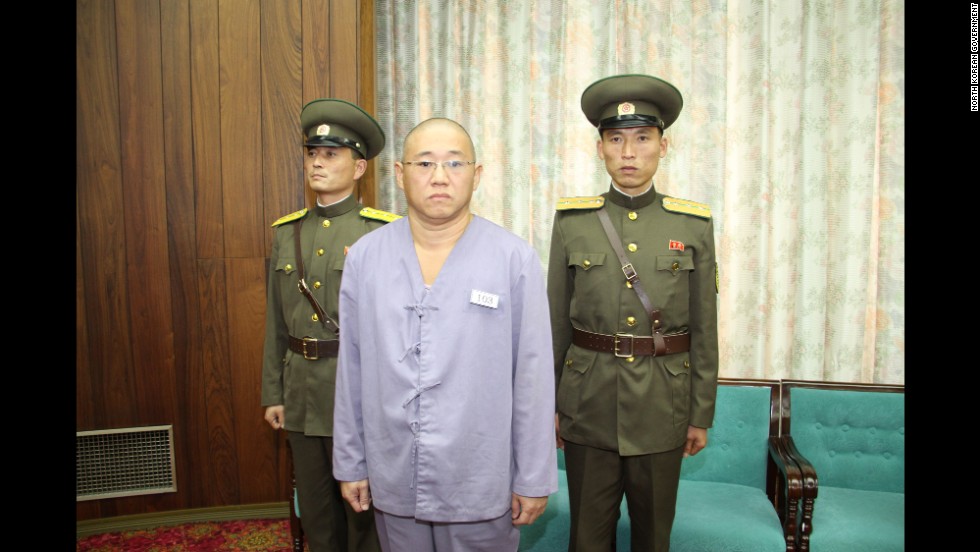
[395,121,482,225]
[597,126,667,195]
[304,146,366,203]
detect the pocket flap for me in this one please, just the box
[656,255,694,273]
[569,252,606,270]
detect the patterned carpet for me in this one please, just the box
[76,518,305,552]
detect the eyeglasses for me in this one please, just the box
[402,160,476,174]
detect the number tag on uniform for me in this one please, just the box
[470,289,499,309]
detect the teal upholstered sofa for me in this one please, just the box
[520,378,802,551]
[670,379,800,551]
[780,380,905,551]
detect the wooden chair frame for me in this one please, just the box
[718,378,805,551]
[778,379,905,552]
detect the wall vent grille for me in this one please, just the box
[76,425,177,501]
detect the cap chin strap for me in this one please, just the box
[598,113,664,130]
[306,135,365,157]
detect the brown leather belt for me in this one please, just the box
[572,327,690,357]
[288,335,339,360]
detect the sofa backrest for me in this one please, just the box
[680,380,779,490]
[783,382,904,493]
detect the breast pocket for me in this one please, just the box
[275,258,298,274]
[274,258,299,294]
[569,252,607,297]
[655,255,695,306]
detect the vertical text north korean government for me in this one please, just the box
[972,3,978,110]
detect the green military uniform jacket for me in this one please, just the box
[261,194,398,436]
[548,183,719,456]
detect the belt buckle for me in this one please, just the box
[301,336,319,360]
[614,333,634,358]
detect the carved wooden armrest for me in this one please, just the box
[767,435,804,551]
[779,435,817,552]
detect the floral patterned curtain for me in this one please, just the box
[373,0,904,384]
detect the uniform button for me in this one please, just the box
[626,281,633,289]
[626,316,637,327]
[322,220,331,228]
[625,356,635,363]
[628,211,638,221]
[312,314,319,322]
[313,281,321,289]
[583,259,591,267]
[317,248,325,256]
[672,261,680,271]
[284,264,293,271]
[627,243,637,252]
[565,359,573,366]
[684,360,690,368]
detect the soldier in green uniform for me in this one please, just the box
[261,98,398,552]
[548,74,720,552]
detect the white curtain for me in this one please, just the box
[373,0,904,384]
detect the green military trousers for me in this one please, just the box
[563,440,685,552]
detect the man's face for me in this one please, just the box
[597,126,667,195]
[304,146,366,203]
[395,121,482,225]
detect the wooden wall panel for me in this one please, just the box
[76,199,94,429]
[191,0,224,259]
[198,258,239,506]
[76,0,377,522]
[161,0,210,508]
[219,0,265,259]
[329,0,359,102]
[303,0,333,103]
[115,1,179,450]
[261,0,305,247]
[76,0,138,435]
[359,0,378,208]
[227,257,278,503]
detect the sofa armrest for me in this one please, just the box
[780,435,817,551]
[766,435,804,551]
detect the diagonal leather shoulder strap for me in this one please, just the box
[292,219,340,335]
[595,208,665,340]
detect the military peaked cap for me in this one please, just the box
[581,74,684,131]
[300,98,385,160]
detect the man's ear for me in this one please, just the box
[394,161,405,191]
[354,157,368,179]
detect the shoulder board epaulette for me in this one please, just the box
[662,197,711,219]
[359,207,401,223]
[271,208,308,227]
[556,196,605,211]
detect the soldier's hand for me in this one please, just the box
[264,405,285,430]
[684,425,708,457]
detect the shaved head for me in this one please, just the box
[402,118,476,160]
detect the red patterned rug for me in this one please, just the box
[76,518,304,551]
